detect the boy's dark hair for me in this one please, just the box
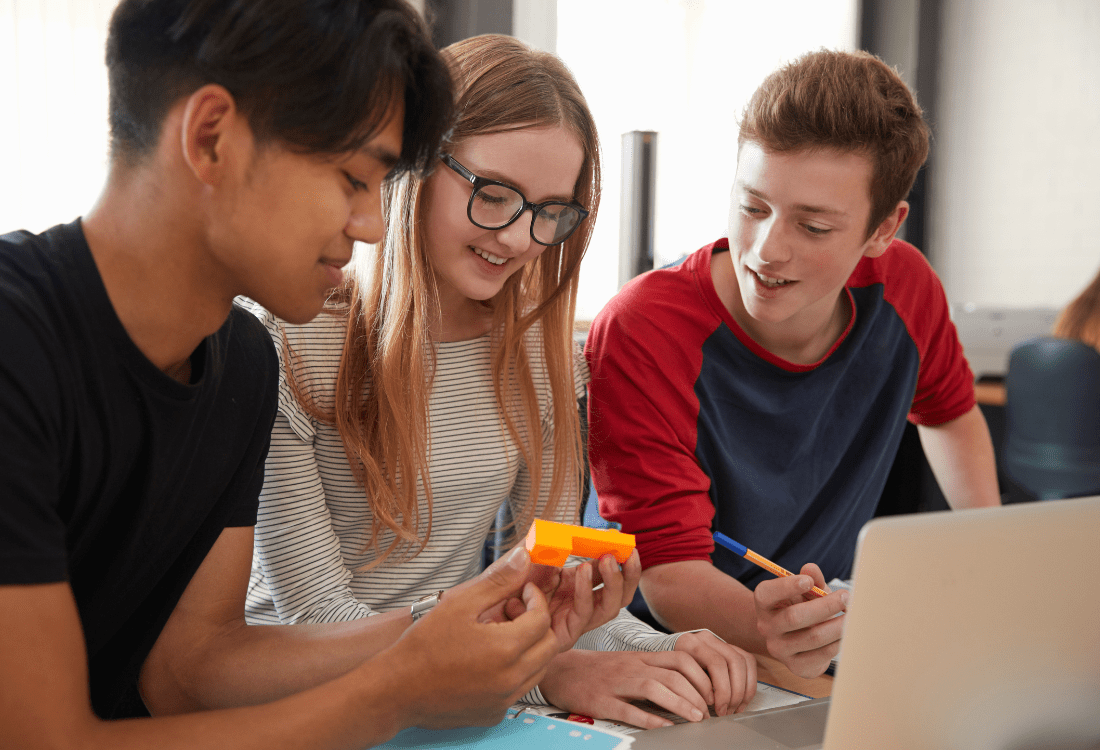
[106,0,453,176]
[738,49,930,237]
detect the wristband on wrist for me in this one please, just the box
[410,589,444,622]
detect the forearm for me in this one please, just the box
[3,583,415,750]
[639,561,766,655]
[917,405,1001,509]
[94,663,411,750]
[142,606,412,713]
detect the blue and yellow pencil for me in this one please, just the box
[713,531,829,598]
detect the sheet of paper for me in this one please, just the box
[827,577,853,672]
[516,680,811,735]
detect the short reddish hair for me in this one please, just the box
[738,49,930,236]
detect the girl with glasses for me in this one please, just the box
[244,33,757,726]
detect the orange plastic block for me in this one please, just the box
[524,519,635,567]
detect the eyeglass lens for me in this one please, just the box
[471,184,582,245]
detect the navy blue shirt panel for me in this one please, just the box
[696,283,920,587]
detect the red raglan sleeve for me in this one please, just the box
[585,266,719,570]
[879,241,976,426]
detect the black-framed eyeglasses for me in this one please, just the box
[440,154,589,246]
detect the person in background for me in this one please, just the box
[0,2,589,748]
[245,34,758,728]
[1053,266,1100,351]
[586,49,1001,682]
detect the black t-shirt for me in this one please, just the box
[0,220,278,718]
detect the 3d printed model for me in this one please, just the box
[524,519,635,567]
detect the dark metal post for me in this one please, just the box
[618,131,657,287]
[425,0,513,48]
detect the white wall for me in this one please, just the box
[929,0,1100,308]
[512,0,555,53]
[15,0,1091,319]
[0,0,117,235]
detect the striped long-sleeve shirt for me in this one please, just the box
[242,302,687,703]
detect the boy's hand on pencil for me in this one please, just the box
[754,563,848,679]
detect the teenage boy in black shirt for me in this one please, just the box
[0,2,636,747]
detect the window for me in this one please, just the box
[0,1,117,235]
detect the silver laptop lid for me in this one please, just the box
[824,496,1100,750]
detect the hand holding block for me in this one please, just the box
[524,519,635,567]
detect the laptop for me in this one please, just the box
[632,496,1100,750]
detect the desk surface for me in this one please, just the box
[974,380,1006,406]
[754,654,832,699]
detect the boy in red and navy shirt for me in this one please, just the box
[586,50,1001,681]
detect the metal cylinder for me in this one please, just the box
[618,131,657,288]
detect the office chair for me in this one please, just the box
[1003,336,1100,500]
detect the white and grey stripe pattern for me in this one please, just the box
[240,301,687,703]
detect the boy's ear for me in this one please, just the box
[179,84,243,186]
[863,201,909,258]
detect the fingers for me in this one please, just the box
[590,555,626,626]
[500,596,526,622]
[674,632,757,716]
[770,604,843,677]
[640,653,711,719]
[782,636,841,679]
[527,563,563,600]
[477,584,558,704]
[614,658,710,726]
[620,550,642,605]
[512,582,561,674]
[675,633,727,713]
[544,562,593,652]
[598,701,679,730]
[567,562,594,634]
[767,616,843,672]
[728,646,756,713]
[738,650,757,710]
[452,557,556,656]
[755,572,848,679]
[590,551,639,604]
[516,582,553,632]
[798,563,829,602]
[643,647,714,705]
[490,559,563,623]
[392,576,559,729]
[540,552,637,650]
[768,588,848,635]
[456,546,532,615]
[754,573,819,610]
[535,649,715,731]
[800,563,828,591]
[624,682,706,729]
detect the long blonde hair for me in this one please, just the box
[1053,266,1100,352]
[287,34,600,566]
